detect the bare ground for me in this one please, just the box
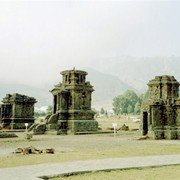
[0,132,179,168]
[0,116,179,168]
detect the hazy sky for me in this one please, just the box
[0,1,180,85]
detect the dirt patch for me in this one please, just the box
[0,116,179,168]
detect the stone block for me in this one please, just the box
[67,120,98,134]
[164,130,177,140]
[46,124,57,130]
[13,123,34,129]
[33,124,46,135]
[153,129,164,139]
[164,126,178,140]
[176,128,180,139]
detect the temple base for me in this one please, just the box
[55,120,98,135]
[153,126,179,140]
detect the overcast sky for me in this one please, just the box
[0,1,180,85]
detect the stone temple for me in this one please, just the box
[141,75,180,139]
[46,69,98,134]
[0,93,37,129]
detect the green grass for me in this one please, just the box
[51,165,180,180]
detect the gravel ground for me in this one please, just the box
[0,131,179,168]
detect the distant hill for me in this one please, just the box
[90,56,180,92]
[0,81,52,108]
[0,68,132,110]
[85,68,135,109]
[2,56,179,110]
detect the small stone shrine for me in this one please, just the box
[141,75,180,139]
[46,68,98,134]
[0,93,37,129]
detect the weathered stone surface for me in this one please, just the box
[118,124,129,131]
[45,148,55,154]
[15,148,24,154]
[47,68,98,134]
[67,120,98,134]
[141,75,180,139]
[0,93,37,129]
[32,123,46,135]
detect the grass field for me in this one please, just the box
[52,165,180,180]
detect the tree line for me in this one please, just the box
[112,90,146,115]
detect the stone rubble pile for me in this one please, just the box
[14,146,55,155]
[118,124,129,131]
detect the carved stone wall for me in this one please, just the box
[47,69,98,134]
[141,76,180,139]
[0,93,36,129]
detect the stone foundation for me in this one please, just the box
[177,128,180,139]
[13,123,34,129]
[66,120,98,135]
[164,126,178,140]
[153,128,164,140]
[46,120,98,135]
[153,126,179,140]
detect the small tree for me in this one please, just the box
[127,105,133,114]
[112,96,121,115]
[123,90,139,111]
[134,101,141,114]
[112,90,139,115]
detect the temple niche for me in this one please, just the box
[141,75,180,139]
[46,69,98,134]
[0,93,37,129]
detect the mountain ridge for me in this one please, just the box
[90,56,180,91]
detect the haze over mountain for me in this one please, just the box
[0,57,179,110]
[85,68,135,109]
[90,56,180,92]
[0,68,132,110]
